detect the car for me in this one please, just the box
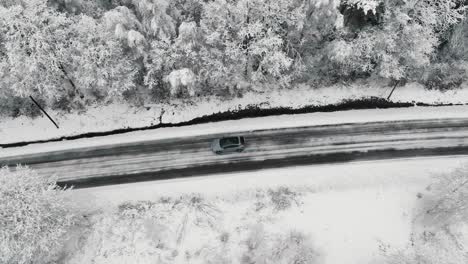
[211,136,245,154]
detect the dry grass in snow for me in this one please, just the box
[65,156,468,264]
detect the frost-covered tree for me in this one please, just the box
[0,166,76,264]
[127,0,204,98]
[164,68,197,96]
[102,5,141,34]
[0,0,75,99]
[131,0,176,42]
[326,0,466,83]
[201,0,308,89]
[343,0,381,15]
[65,13,138,100]
[414,0,466,33]
[0,0,142,108]
[144,18,205,98]
[0,0,468,116]
[143,38,200,99]
[48,0,110,17]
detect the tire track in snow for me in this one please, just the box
[2,118,468,188]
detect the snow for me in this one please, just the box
[72,155,464,208]
[1,104,468,159]
[165,68,197,96]
[69,156,468,264]
[1,83,468,145]
[346,0,381,14]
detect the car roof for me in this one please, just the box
[220,137,240,147]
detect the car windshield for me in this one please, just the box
[220,137,239,148]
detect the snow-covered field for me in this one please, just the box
[1,83,467,145]
[66,156,468,264]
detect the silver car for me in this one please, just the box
[211,136,245,154]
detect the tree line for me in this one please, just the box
[0,0,467,117]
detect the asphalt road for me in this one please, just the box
[2,118,468,188]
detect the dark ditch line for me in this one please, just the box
[57,146,468,189]
[0,97,457,149]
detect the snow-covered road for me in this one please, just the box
[2,118,468,188]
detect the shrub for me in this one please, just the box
[0,95,48,118]
[0,166,76,264]
[118,200,155,217]
[421,163,468,228]
[383,230,468,264]
[268,186,300,211]
[51,95,75,112]
[383,163,468,264]
[423,62,468,91]
[242,224,320,264]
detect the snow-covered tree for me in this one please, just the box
[0,0,467,115]
[201,0,308,89]
[413,0,466,33]
[48,0,109,17]
[103,5,141,32]
[144,17,205,98]
[66,14,137,100]
[0,166,76,264]
[143,41,169,94]
[176,21,202,49]
[131,0,176,42]
[0,0,75,99]
[164,68,197,96]
[101,5,147,55]
[343,0,381,15]
[326,0,465,82]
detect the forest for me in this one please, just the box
[0,0,467,117]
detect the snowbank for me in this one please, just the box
[68,156,468,264]
[1,83,467,146]
[1,104,468,159]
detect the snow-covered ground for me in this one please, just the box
[2,104,468,158]
[67,156,468,264]
[1,83,467,145]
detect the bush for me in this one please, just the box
[51,95,75,112]
[383,163,468,264]
[0,166,76,264]
[0,95,47,118]
[118,200,155,217]
[423,62,468,91]
[268,187,300,211]
[420,163,468,228]
[242,224,321,264]
[383,229,468,264]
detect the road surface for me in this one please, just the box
[2,118,468,188]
